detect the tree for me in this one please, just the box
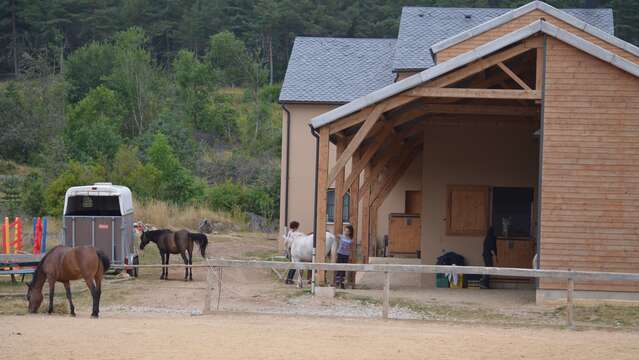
[147,133,202,204]
[45,161,107,215]
[0,175,22,217]
[64,85,124,162]
[65,40,115,101]
[173,49,213,128]
[107,27,162,137]
[110,144,161,199]
[207,31,250,86]
[21,172,46,216]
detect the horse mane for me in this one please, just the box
[30,245,62,287]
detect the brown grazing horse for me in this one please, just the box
[26,245,110,318]
[139,229,208,281]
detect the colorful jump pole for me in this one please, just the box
[13,217,22,254]
[42,217,47,252]
[33,217,42,254]
[2,217,9,255]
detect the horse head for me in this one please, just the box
[25,282,43,313]
[139,231,151,250]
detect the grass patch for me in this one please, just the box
[551,304,639,328]
[242,250,279,260]
[134,199,241,231]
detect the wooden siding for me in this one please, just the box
[540,37,639,292]
[437,10,639,66]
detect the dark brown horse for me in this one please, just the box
[139,229,208,281]
[26,245,110,318]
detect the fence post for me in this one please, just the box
[203,267,213,314]
[567,277,575,329]
[382,271,390,319]
[216,267,223,311]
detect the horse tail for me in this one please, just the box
[96,249,111,273]
[190,233,208,258]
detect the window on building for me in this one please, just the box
[492,187,534,238]
[326,189,351,224]
[327,189,335,223]
[446,185,490,236]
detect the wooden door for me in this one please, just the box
[388,214,421,257]
[496,239,535,268]
[405,191,422,214]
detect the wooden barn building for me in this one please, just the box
[279,1,639,301]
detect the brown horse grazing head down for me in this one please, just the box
[26,245,110,317]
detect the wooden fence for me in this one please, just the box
[117,258,639,328]
[4,254,639,328]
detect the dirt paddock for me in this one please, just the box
[3,313,639,360]
[2,233,639,359]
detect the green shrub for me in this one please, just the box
[45,162,107,215]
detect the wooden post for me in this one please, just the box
[203,267,213,314]
[216,267,223,311]
[316,126,330,285]
[382,271,390,319]
[334,139,346,238]
[567,277,575,329]
[361,184,371,263]
[348,151,360,287]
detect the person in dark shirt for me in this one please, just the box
[481,227,497,289]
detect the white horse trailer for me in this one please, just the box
[62,183,138,275]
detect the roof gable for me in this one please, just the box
[312,20,639,129]
[392,3,614,72]
[430,1,635,57]
[279,37,396,104]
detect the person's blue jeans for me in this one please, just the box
[336,254,349,284]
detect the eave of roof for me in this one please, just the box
[430,1,639,58]
[311,20,639,129]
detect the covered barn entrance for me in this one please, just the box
[310,33,547,288]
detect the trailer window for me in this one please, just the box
[66,196,121,216]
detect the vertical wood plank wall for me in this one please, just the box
[540,38,639,292]
[437,10,639,66]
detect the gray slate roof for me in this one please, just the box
[279,37,397,104]
[393,7,614,71]
[280,5,614,103]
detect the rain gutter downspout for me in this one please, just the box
[282,104,291,229]
[309,123,320,295]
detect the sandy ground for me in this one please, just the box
[2,232,639,359]
[4,313,639,360]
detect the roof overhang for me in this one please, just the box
[311,20,639,129]
[430,1,639,58]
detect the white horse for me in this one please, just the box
[284,231,336,288]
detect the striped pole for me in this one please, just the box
[33,217,42,254]
[42,217,47,252]
[13,217,21,254]
[2,217,9,254]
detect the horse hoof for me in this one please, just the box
[70,313,76,317]
[91,314,99,318]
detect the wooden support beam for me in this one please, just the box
[333,138,346,242]
[497,62,532,90]
[340,126,394,197]
[328,104,385,185]
[409,88,540,100]
[536,45,544,92]
[329,107,374,134]
[371,144,423,203]
[315,126,330,285]
[360,184,371,263]
[425,43,532,89]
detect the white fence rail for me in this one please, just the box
[5,254,639,328]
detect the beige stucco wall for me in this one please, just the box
[279,104,338,247]
[420,123,539,286]
[375,154,423,251]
